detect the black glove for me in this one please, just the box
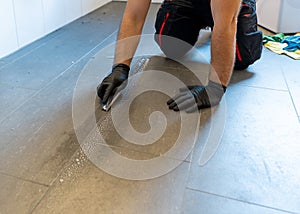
[97,63,130,104]
[167,81,227,113]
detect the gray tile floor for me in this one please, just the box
[1,2,300,214]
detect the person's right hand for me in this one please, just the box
[97,63,130,104]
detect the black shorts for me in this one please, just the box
[154,0,262,69]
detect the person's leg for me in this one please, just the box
[234,0,263,70]
[154,0,201,58]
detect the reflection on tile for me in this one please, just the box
[187,85,300,213]
[182,189,289,214]
[32,150,189,214]
[0,173,47,214]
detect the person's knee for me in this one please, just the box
[154,4,199,59]
[234,30,263,70]
[154,34,194,59]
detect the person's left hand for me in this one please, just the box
[167,81,227,113]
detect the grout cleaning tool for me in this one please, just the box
[102,91,121,111]
[101,56,150,112]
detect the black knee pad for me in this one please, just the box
[154,0,200,59]
[154,34,193,59]
[235,0,263,70]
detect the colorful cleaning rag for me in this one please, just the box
[263,33,300,60]
[282,35,300,51]
[264,41,300,60]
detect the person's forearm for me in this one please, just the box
[209,0,241,87]
[209,22,237,87]
[114,1,151,66]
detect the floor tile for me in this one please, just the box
[0,64,85,184]
[0,31,118,124]
[0,84,36,121]
[32,150,189,214]
[0,59,6,67]
[277,52,300,118]
[73,53,210,164]
[230,49,288,91]
[182,189,292,214]
[0,28,64,70]
[0,173,48,214]
[0,101,79,185]
[187,85,300,213]
[143,4,160,34]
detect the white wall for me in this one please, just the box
[0,0,111,58]
[257,0,300,33]
[0,1,19,58]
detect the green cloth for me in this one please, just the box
[263,33,285,44]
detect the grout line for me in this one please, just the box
[91,141,192,164]
[83,105,193,163]
[178,148,194,213]
[279,64,300,121]
[0,82,37,91]
[27,29,117,213]
[0,31,65,71]
[185,187,298,214]
[29,146,82,214]
[0,41,44,70]
[0,171,49,188]
[0,29,118,125]
[0,82,42,92]
[230,83,289,92]
[29,131,192,213]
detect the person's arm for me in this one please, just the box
[167,0,242,112]
[97,0,151,104]
[209,0,241,86]
[114,0,152,66]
